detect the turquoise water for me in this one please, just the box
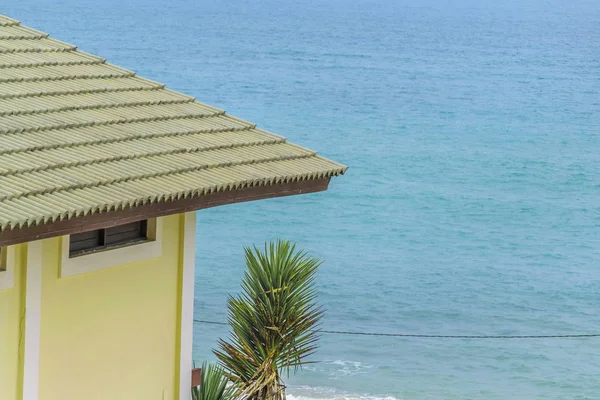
[5,0,600,398]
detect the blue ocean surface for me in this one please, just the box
[5,0,600,398]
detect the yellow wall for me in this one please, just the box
[38,214,184,400]
[0,244,26,400]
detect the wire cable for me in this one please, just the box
[194,319,599,339]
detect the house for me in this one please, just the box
[0,14,346,400]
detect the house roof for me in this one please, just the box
[0,15,346,235]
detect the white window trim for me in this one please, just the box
[179,211,196,400]
[60,217,163,278]
[0,245,16,290]
[23,240,42,400]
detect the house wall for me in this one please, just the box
[37,213,193,400]
[0,244,26,400]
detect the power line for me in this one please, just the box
[194,319,599,339]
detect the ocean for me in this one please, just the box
[4,0,600,398]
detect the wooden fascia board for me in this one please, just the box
[0,177,331,247]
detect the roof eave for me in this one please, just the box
[0,177,332,247]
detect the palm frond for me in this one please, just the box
[191,362,236,400]
[214,240,323,400]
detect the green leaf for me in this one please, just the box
[214,240,323,400]
[191,362,236,400]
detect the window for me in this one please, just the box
[0,247,6,272]
[61,218,162,278]
[69,220,149,257]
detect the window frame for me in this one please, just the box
[69,219,149,257]
[0,246,15,290]
[60,217,163,278]
[0,246,6,272]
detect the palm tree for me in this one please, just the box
[191,362,236,400]
[214,240,323,400]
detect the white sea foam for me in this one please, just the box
[302,360,375,377]
[329,360,374,369]
[326,360,374,377]
[288,394,400,400]
[287,386,400,400]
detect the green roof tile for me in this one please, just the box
[0,14,347,231]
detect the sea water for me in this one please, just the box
[5,0,600,398]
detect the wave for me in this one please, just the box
[287,385,401,400]
[301,359,375,378]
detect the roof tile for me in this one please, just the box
[0,14,346,231]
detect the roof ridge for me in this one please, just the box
[0,145,314,202]
[0,106,225,135]
[0,26,49,40]
[0,115,255,155]
[0,79,165,100]
[0,119,255,155]
[0,45,76,54]
[0,127,276,175]
[0,49,106,69]
[0,67,133,83]
[0,34,49,40]
[0,94,194,117]
[0,58,102,69]
[0,16,20,27]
